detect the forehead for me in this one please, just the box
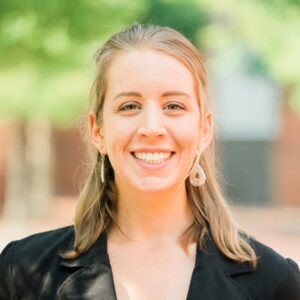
[105,49,196,97]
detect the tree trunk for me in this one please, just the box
[26,119,53,218]
[4,121,27,219]
[4,119,53,219]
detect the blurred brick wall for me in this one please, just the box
[275,106,300,206]
[53,127,87,196]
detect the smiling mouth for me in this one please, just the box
[130,152,175,165]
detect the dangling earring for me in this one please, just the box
[100,153,105,183]
[189,151,206,186]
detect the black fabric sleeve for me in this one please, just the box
[0,241,17,300]
[285,258,300,300]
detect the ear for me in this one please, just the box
[88,111,106,154]
[198,110,214,153]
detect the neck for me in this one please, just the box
[110,181,194,244]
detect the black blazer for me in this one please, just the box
[0,226,299,299]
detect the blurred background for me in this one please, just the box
[0,0,299,262]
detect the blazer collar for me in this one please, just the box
[202,233,255,276]
[187,234,253,299]
[58,232,254,300]
[58,233,117,300]
[59,233,109,268]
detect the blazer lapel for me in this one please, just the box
[57,234,117,300]
[56,232,254,300]
[187,235,254,300]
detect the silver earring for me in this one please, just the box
[189,151,206,186]
[100,153,105,183]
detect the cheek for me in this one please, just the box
[172,118,200,147]
[103,119,135,154]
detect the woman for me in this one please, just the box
[0,23,299,300]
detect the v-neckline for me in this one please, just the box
[58,229,253,299]
[104,233,200,300]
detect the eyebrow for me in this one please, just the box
[161,91,190,98]
[113,91,191,101]
[113,92,142,101]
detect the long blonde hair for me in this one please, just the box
[65,23,257,267]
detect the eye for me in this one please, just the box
[164,102,185,111]
[118,102,141,111]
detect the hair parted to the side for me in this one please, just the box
[63,23,257,268]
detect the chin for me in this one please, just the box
[132,177,175,194]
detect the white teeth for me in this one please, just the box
[133,152,172,164]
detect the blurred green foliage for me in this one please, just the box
[140,0,209,45]
[0,0,145,125]
[0,0,300,126]
[199,0,300,111]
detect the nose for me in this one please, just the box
[137,103,167,137]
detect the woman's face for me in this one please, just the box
[89,49,213,194]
